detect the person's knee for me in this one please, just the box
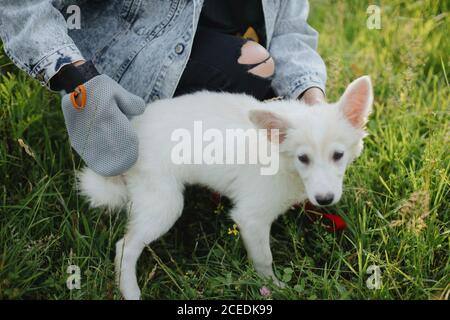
[238,41,275,78]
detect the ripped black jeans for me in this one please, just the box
[174,27,276,101]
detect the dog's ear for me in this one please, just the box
[249,110,291,144]
[338,76,373,128]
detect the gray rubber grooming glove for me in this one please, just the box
[61,74,146,176]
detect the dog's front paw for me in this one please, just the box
[272,277,286,288]
[121,284,141,300]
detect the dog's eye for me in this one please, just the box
[333,151,344,161]
[298,154,310,165]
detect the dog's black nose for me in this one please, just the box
[315,193,334,206]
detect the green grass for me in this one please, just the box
[0,0,449,300]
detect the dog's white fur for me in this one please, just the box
[78,76,373,299]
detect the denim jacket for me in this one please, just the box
[0,0,326,101]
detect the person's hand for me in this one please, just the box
[299,87,326,105]
[61,74,146,176]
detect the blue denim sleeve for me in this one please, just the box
[269,0,327,99]
[0,0,84,88]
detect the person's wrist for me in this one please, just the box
[72,60,86,67]
[49,60,99,94]
[299,87,326,105]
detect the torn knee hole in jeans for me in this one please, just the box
[238,41,275,78]
[245,56,275,78]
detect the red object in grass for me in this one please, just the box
[211,194,347,232]
[321,213,347,231]
[302,201,347,232]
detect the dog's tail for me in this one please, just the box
[76,167,129,211]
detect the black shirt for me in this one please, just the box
[198,0,266,46]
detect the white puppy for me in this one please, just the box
[78,76,373,299]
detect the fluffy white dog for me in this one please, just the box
[78,76,373,299]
